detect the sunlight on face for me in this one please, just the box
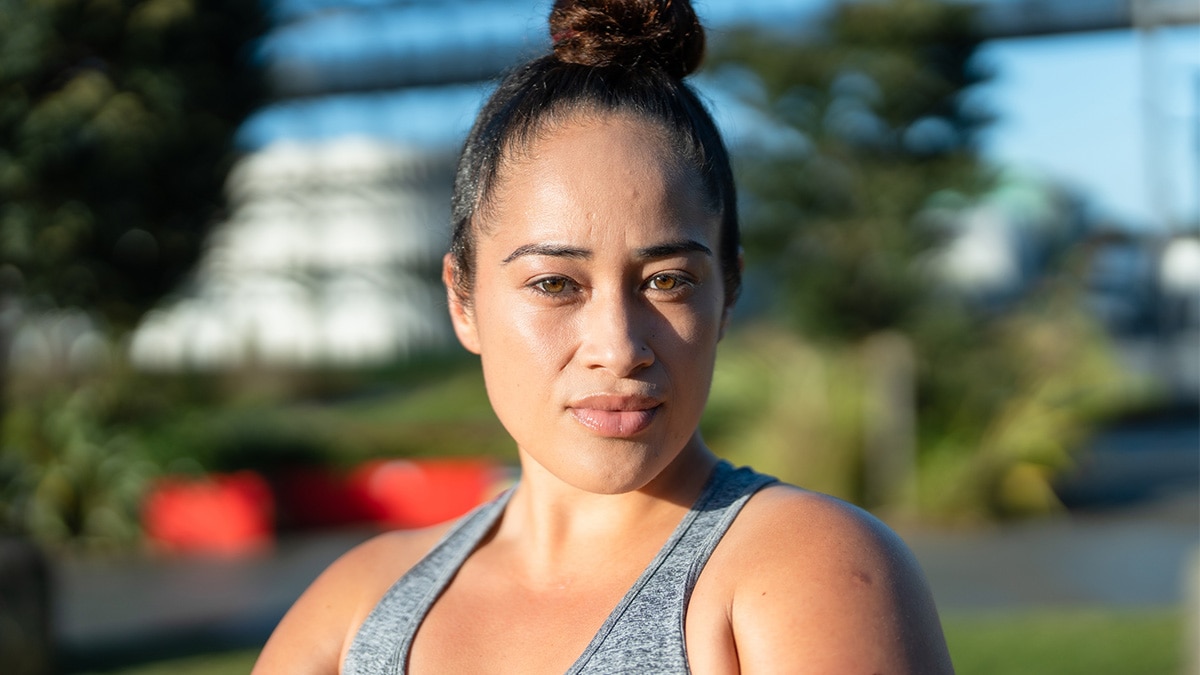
[447,113,728,494]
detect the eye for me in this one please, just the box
[649,274,677,291]
[648,274,685,291]
[532,276,571,295]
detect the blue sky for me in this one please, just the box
[976,25,1198,231]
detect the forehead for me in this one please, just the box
[478,113,714,248]
[508,112,685,183]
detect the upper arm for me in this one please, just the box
[729,488,953,675]
[251,531,435,675]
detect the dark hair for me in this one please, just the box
[448,0,740,306]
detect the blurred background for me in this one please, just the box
[0,0,1196,673]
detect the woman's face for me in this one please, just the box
[446,113,729,494]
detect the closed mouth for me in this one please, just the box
[567,395,662,438]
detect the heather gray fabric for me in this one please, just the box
[343,460,776,674]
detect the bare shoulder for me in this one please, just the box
[251,524,452,675]
[719,484,954,675]
[729,484,920,577]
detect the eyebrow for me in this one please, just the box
[501,243,591,264]
[501,239,713,264]
[637,240,713,259]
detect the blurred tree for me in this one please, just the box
[711,0,1133,518]
[0,0,265,547]
[0,377,155,548]
[0,0,264,329]
[717,0,992,339]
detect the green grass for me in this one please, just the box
[943,608,1185,675]
[88,608,1186,674]
[83,649,259,675]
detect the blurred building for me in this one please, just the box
[928,168,1090,305]
[1083,231,1200,401]
[125,1,550,371]
[125,0,814,371]
[928,168,1199,401]
[123,0,1198,371]
[129,139,454,370]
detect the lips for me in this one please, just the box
[568,395,661,438]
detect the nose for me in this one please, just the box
[578,288,654,377]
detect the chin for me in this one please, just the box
[547,441,671,495]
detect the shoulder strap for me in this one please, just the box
[569,461,777,674]
[342,489,513,675]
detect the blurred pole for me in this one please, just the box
[0,538,53,675]
[860,332,917,518]
[1134,0,1172,232]
[1134,0,1177,391]
[0,267,22,424]
[1187,545,1200,675]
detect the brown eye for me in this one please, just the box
[649,274,678,291]
[535,277,568,294]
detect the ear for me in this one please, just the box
[718,249,744,341]
[443,253,481,354]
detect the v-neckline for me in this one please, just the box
[564,461,727,672]
[402,460,730,674]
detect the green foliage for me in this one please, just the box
[0,0,264,327]
[133,356,514,476]
[0,349,516,549]
[704,326,866,499]
[704,311,1135,519]
[709,0,1140,518]
[0,376,157,549]
[717,0,992,341]
[913,296,1140,519]
[95,648,260,675]
[0,0,262,546]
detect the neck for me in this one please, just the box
[495,438,718,585]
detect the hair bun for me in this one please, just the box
[549,0,705,79]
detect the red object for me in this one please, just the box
[347,459,500,529]
[143,471,274,556]
[274,467,371,528]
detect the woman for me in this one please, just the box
[254,0,954,672]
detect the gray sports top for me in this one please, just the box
[343,460,777,674]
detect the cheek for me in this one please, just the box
[473,263,568,356]
[654,291,725,351]
[482,301,579,366]
[650,304,723,405]
[474,302,582,448]
[473,293,577,402]
[670,321,721,383]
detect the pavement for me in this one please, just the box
[50,410,1200,672]
[902,492,1199,611]
[53,527,378,671]
[51,494,1199,672]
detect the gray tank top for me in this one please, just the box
[343,460,776,674]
